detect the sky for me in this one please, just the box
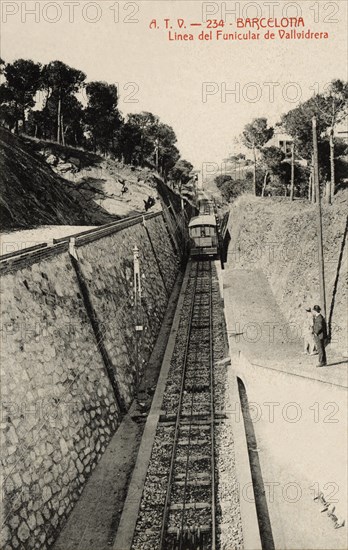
[1,0,347,171]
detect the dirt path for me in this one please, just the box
[224,267,347,386]
[0,226,99,257]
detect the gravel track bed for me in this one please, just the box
[132,269,199,550]
[214,367,229,411]
[179,425,211,439]
[168,508,212,530]
[174,446,209,462]
[212,269,244,549]
[131,262,244,550]
[171,483,212,504]
[141,475,168,508]
[174,456,211,477]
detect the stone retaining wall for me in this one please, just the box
[0,212,182,549]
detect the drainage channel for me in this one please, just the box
[237,378,275,550]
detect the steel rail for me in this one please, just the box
[209,261,217,550]
[158,260,217,550]
[178,269,206,549]
[158,260,201,550]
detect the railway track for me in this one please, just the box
[132,260,217,550]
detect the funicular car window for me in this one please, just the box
[203,226,214,236]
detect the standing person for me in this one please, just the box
[313,305,328,367]
[302,307,316,355]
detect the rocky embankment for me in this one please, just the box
[0,129,117,230]
[24,137,164,218]
[0,130,169,231]
[227,193,348,354]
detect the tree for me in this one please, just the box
[223,155,246,180]
[125,111,159,166]
[118,120,142,164]
[26,109,46,139]
[226,153,245,163]
[0,59,41,133]
[170,159,193,189]
[154,122,179,178]
[260,146,286,196]
[281,99,327,202]
[316,138,348,192]
[245,168,264,194]
[314,80,348,202]
[281,98,329,162]
[215,174,233,189]
[0,56,194,176]
[41,61,86,144]
[61,95,85,147]
[241,118,274,195]
[0,84,17,130]
[281,84,348,202]
[118,112,180,173]
[159,143,180,181]
[85,81,122,153]
[219,178,250,202]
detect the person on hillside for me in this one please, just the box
[313,305,328,367]
[144,196,155,212]
[120,180,128,195]
[302,307,316,355]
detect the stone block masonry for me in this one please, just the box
[0,212,183,549]
[76,216,180,410]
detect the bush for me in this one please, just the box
[220,178,252,202]
[215,174,233,189]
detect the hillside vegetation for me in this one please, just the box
[0,128,116,230]
[0,129,184,231]
[227,193,348,354]
[27,137,165,217]
[0,59,194,189]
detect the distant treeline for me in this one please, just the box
[0,58,193,184]
[218,79,348,204]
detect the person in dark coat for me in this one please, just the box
[312,305,328,367]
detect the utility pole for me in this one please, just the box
[308,172,312,202]
[290,142,295,201]
[311,154,316,203]
[253,146,257,195]
[155,138,159,173]
[57,95,62,144]
[312,116,327,318]
[133,246,143,400]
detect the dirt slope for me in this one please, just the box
[227,193,348,354]
[24,137,163,218]
[0,129,194,234]
[0,128,117,230]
